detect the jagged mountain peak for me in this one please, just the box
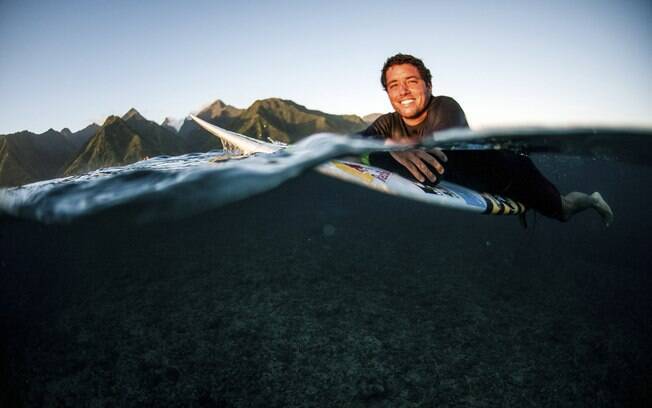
[251,97,299,109]
[122,108,146,121]
[161,117,182,132]
[61,128,73,137]
[210,99,227,108]
[41,128,62,137]
[103,115,124,126]
[198,99,243,120]
[247,98,327,118]
[78,123,100,133]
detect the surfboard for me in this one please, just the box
[190,115,525,215]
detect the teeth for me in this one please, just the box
[401,100,414,106]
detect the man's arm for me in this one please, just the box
[432,96,469,130]
[357,114,391,139]
[357,114,391,167]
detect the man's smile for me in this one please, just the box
[385,64,431,125]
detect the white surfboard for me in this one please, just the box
[190,115,525,215]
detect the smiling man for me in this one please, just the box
[360,53,613,225]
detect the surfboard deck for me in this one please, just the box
[190,115,525,215]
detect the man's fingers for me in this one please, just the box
[409,154,436,182]
[390,151,448,183]
[416,151,444,175]
[385,141,447,183]
[390,152,426,182]
[428,148,448,163]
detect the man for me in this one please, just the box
[361,53,613,225]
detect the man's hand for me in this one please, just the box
[385,138,447,183]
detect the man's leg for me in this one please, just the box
[561,192,614,226]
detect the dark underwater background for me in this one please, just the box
[1,153,651,407]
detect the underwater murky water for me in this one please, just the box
[1,129,651,406]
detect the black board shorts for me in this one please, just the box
[368,150,564,220]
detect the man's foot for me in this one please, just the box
[591,192,614,227]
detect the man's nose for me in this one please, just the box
[398,82,410,95]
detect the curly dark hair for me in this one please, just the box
[380,53,432,91]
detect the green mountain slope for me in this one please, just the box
[233,98,367,144]
[0,129,77,187]
[64,109,186,176]
[63,124,100,149]
[122,108,185,156]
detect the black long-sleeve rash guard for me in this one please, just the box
[358,94,564,220]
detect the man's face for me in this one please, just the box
[385,63,431,125]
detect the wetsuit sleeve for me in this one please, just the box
[357,114,392,139]
[357,115,392,165]
[434,96,469,130]
[358,118,407,174]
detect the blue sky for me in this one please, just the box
[1,0,650,134]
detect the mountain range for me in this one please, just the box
[0,98,379,187]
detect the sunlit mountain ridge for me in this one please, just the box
[0,98,372,187]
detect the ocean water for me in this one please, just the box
[1,129,651,407]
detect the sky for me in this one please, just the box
[0,0,650,134]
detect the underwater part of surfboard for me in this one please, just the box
[189,115,525,216]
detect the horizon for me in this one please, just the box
[1,0,651,134]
